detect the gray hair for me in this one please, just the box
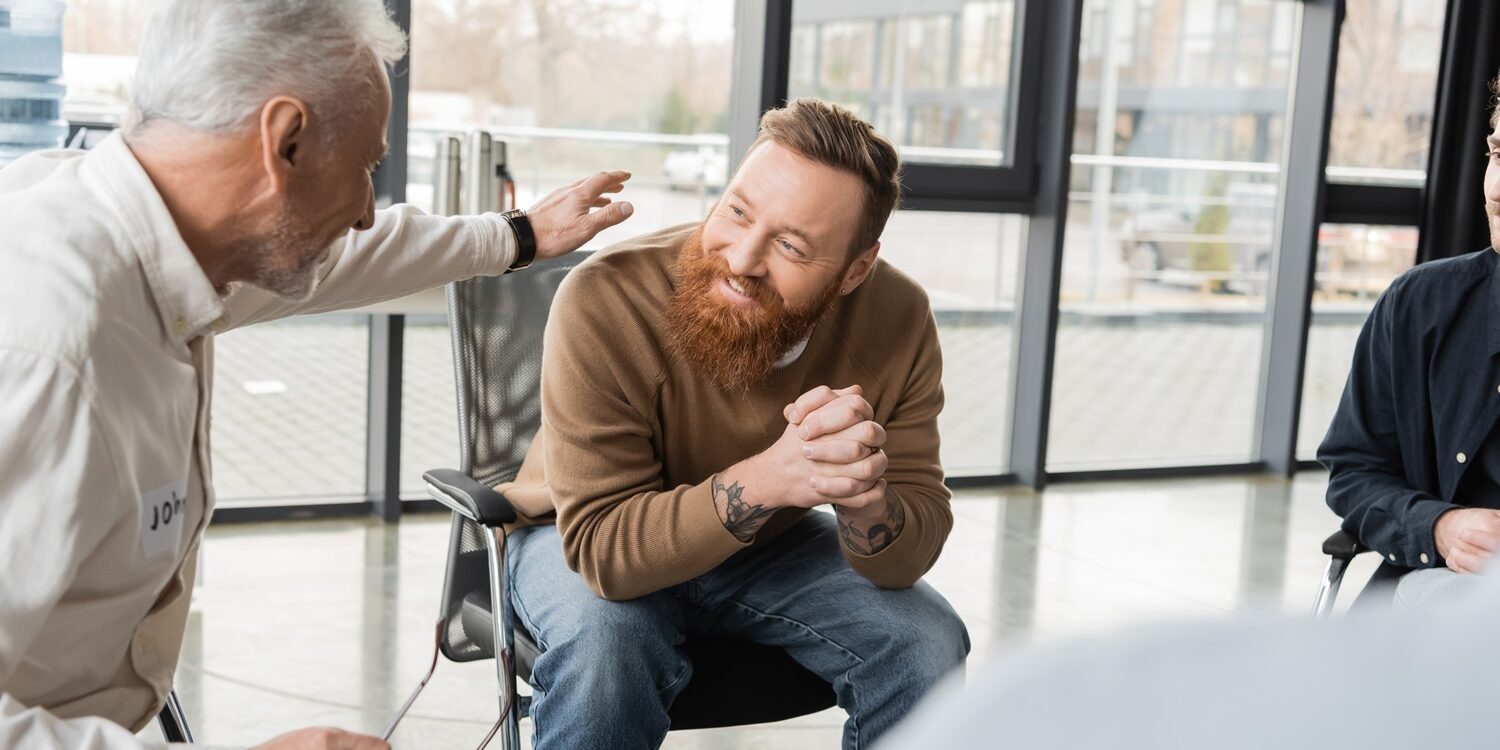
[126,0,407,136]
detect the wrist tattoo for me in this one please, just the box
[838,497,906,555]
[713,475,773,543]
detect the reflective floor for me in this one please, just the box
[146,472,1377,748]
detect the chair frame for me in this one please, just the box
[156,688,193,743]
[385,257,571,749]
[1313,528,1370,617]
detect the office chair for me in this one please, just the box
[390,252,837,749]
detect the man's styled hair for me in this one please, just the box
[127,0,407,136]
[1492,71,1500,129]
[751,98,902,257]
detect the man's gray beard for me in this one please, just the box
[230,211,326,300]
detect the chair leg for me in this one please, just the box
[1313,556,1350,618]
[503,702,523,750]
[481,527,522,750]
[381,620,446,741]
[156,688,193,743]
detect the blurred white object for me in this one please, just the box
[663,147,726,192]
[879,569,1500,749]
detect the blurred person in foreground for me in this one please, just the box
[490,98,969,749]
[877,566,1500,749]
[0,1,634,747]
[1318,71,1500,607]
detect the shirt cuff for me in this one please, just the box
[1410,498,1463,568]
[464,213,519,277]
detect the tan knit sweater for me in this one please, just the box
[498,223,951,600]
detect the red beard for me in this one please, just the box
[665,228,842,390]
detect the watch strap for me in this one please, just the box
[500,209,536,273]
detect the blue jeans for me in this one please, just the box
[507,511,969,750]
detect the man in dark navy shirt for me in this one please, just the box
[1320,73,1500,605]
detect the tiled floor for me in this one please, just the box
[142,471,1379,748]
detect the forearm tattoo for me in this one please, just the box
[713,475,774,543]
[837,497,906,555]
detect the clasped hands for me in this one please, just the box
[750,385,889,518]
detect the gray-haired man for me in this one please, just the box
[0,1,633,747]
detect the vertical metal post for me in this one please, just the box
[434,137,463,216]
[373,0,410,208]
[729,0,792,167]
[1007,0,1086,488]
[1255,0,1344,475]
[465,131,494,215]
[496,141,514,213]
[368,315,404,522]
[367,0,412,522]
[1086,0,1121,304]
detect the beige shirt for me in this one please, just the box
[0,133,517,748]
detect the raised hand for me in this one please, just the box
[526,170,635,259]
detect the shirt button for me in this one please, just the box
[209,317,227,333]
[1458,452,1468,464]
[172,318,187,335]
[1388,553,1396,561]
[1420,553,1430,564]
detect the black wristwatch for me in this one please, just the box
[500,208,537,273]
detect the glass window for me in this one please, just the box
[1298,224,1418,459]
[405,0,734,230]
[1048,0,1299,471]
[1325,0,1443,185]
[788,0,1022,167]
[881,211,1025,477]
[402,309,460,495]
[212,317,371,504]
[402,0,737,493]
[59,0,154,128]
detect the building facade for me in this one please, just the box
[0,0,66,166]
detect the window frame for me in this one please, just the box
[762,0,1048,213]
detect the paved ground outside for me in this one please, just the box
[210,314,1363,503]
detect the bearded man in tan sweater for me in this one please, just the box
[499,98,968,749]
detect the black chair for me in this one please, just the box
[389,253,836,749]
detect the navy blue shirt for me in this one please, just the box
[1319,248,1500,570]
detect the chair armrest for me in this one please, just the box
[1322,528,1368,560]
[423,469,518,527]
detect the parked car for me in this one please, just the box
[1118,182,1414,297]
[663,147,727,192]
[1118,182,1277,290]
[1314,224,1417,299]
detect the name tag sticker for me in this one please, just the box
[140,478,188,558]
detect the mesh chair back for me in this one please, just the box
[436,252,589,662]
